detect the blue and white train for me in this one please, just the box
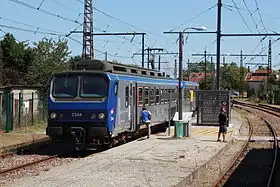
[46,59,198,149]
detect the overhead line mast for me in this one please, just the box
[82,0,94,60]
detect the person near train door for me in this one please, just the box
[140,107,152,139]
[217,107,228,142]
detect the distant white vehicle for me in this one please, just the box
[231,91,239,97]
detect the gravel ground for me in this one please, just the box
[217,106,278,187]
[0,155,78,186]
[223,142,274,187]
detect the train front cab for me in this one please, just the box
[46,71,118,148]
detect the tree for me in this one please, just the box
[25,38,71,86]
[68,55,82,70]
[199,76,214,90]
[0,33,34,85]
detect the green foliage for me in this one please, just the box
[199,76,214,90]
[68,55,82,70]
[0,33,73,87]
[186,60,247,92]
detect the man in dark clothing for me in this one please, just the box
[217,107,228,142]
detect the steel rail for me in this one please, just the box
[0,154,60,175]
[230,102,279,187]
[212,110,253,187]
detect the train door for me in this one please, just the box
[124,82,136,131]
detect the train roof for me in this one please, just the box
[54,59,199,87]
[74,59,172,79]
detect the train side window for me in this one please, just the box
[172,89,175,102]
[138,88,143,105]
[125,86,129,108]
[165,89,168,102]
[156,88,160,104]
[144,88,149,106]
[163,89,166,102]
[150,88,155,105]
[161,89,164,103]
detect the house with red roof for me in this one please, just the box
[244,69,273,96]
[186,72,215,83]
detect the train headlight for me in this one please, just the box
[98,113,105,120]
[50,112,57,119]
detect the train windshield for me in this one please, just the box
[52,74,78,98]
[80,75,107,98]
[52,73,108,99]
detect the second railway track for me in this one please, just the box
[214,102,279,187]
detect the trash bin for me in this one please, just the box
[183,121,191,137]
[174,120,184,138]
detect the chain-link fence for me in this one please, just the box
[0,90,48,132]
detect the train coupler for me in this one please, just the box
[70,127,85,144]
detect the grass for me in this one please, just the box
[9,120,46,134]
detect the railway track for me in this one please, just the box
[213,101,279,187]
[0,124,167,185]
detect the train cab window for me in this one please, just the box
[144,88,149,105]
[125,86,129,108]
[156,88,160,104]
[138,88,143,105]
[150,88,155,105]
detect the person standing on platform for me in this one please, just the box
[140,107,152,139]
[217,107,228,142]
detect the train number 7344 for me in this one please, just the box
[72,113,83,117]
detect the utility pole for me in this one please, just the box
[105,51,108,61]
[72,31,146,66]
[267,39,272,103]
[211,56,215,90]
[204,50,207,87]
[82,0,94,60]
[178,32,183,120]
[174,59,177,79]
[187,58,190,81]
[240,50,243,98]
[268,39,272,78]
[158,55,161,71]
[216,0,222,90]
[133,49,178,69]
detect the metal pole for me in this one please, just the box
[142,34,145,68]
[147,47,150,69]
[267,39,272,103]
[105,51,108,61]
[216,0,222,90]
[178,32,183,120]
[174,59,177,79]
[211,56,215,90]
[240,50,243,98]
[158,55,161,71]
[187,58,190,81]
[204,50,207,87]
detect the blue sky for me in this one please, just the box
[1,0,280,76]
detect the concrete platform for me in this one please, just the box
[5,110,243,187]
